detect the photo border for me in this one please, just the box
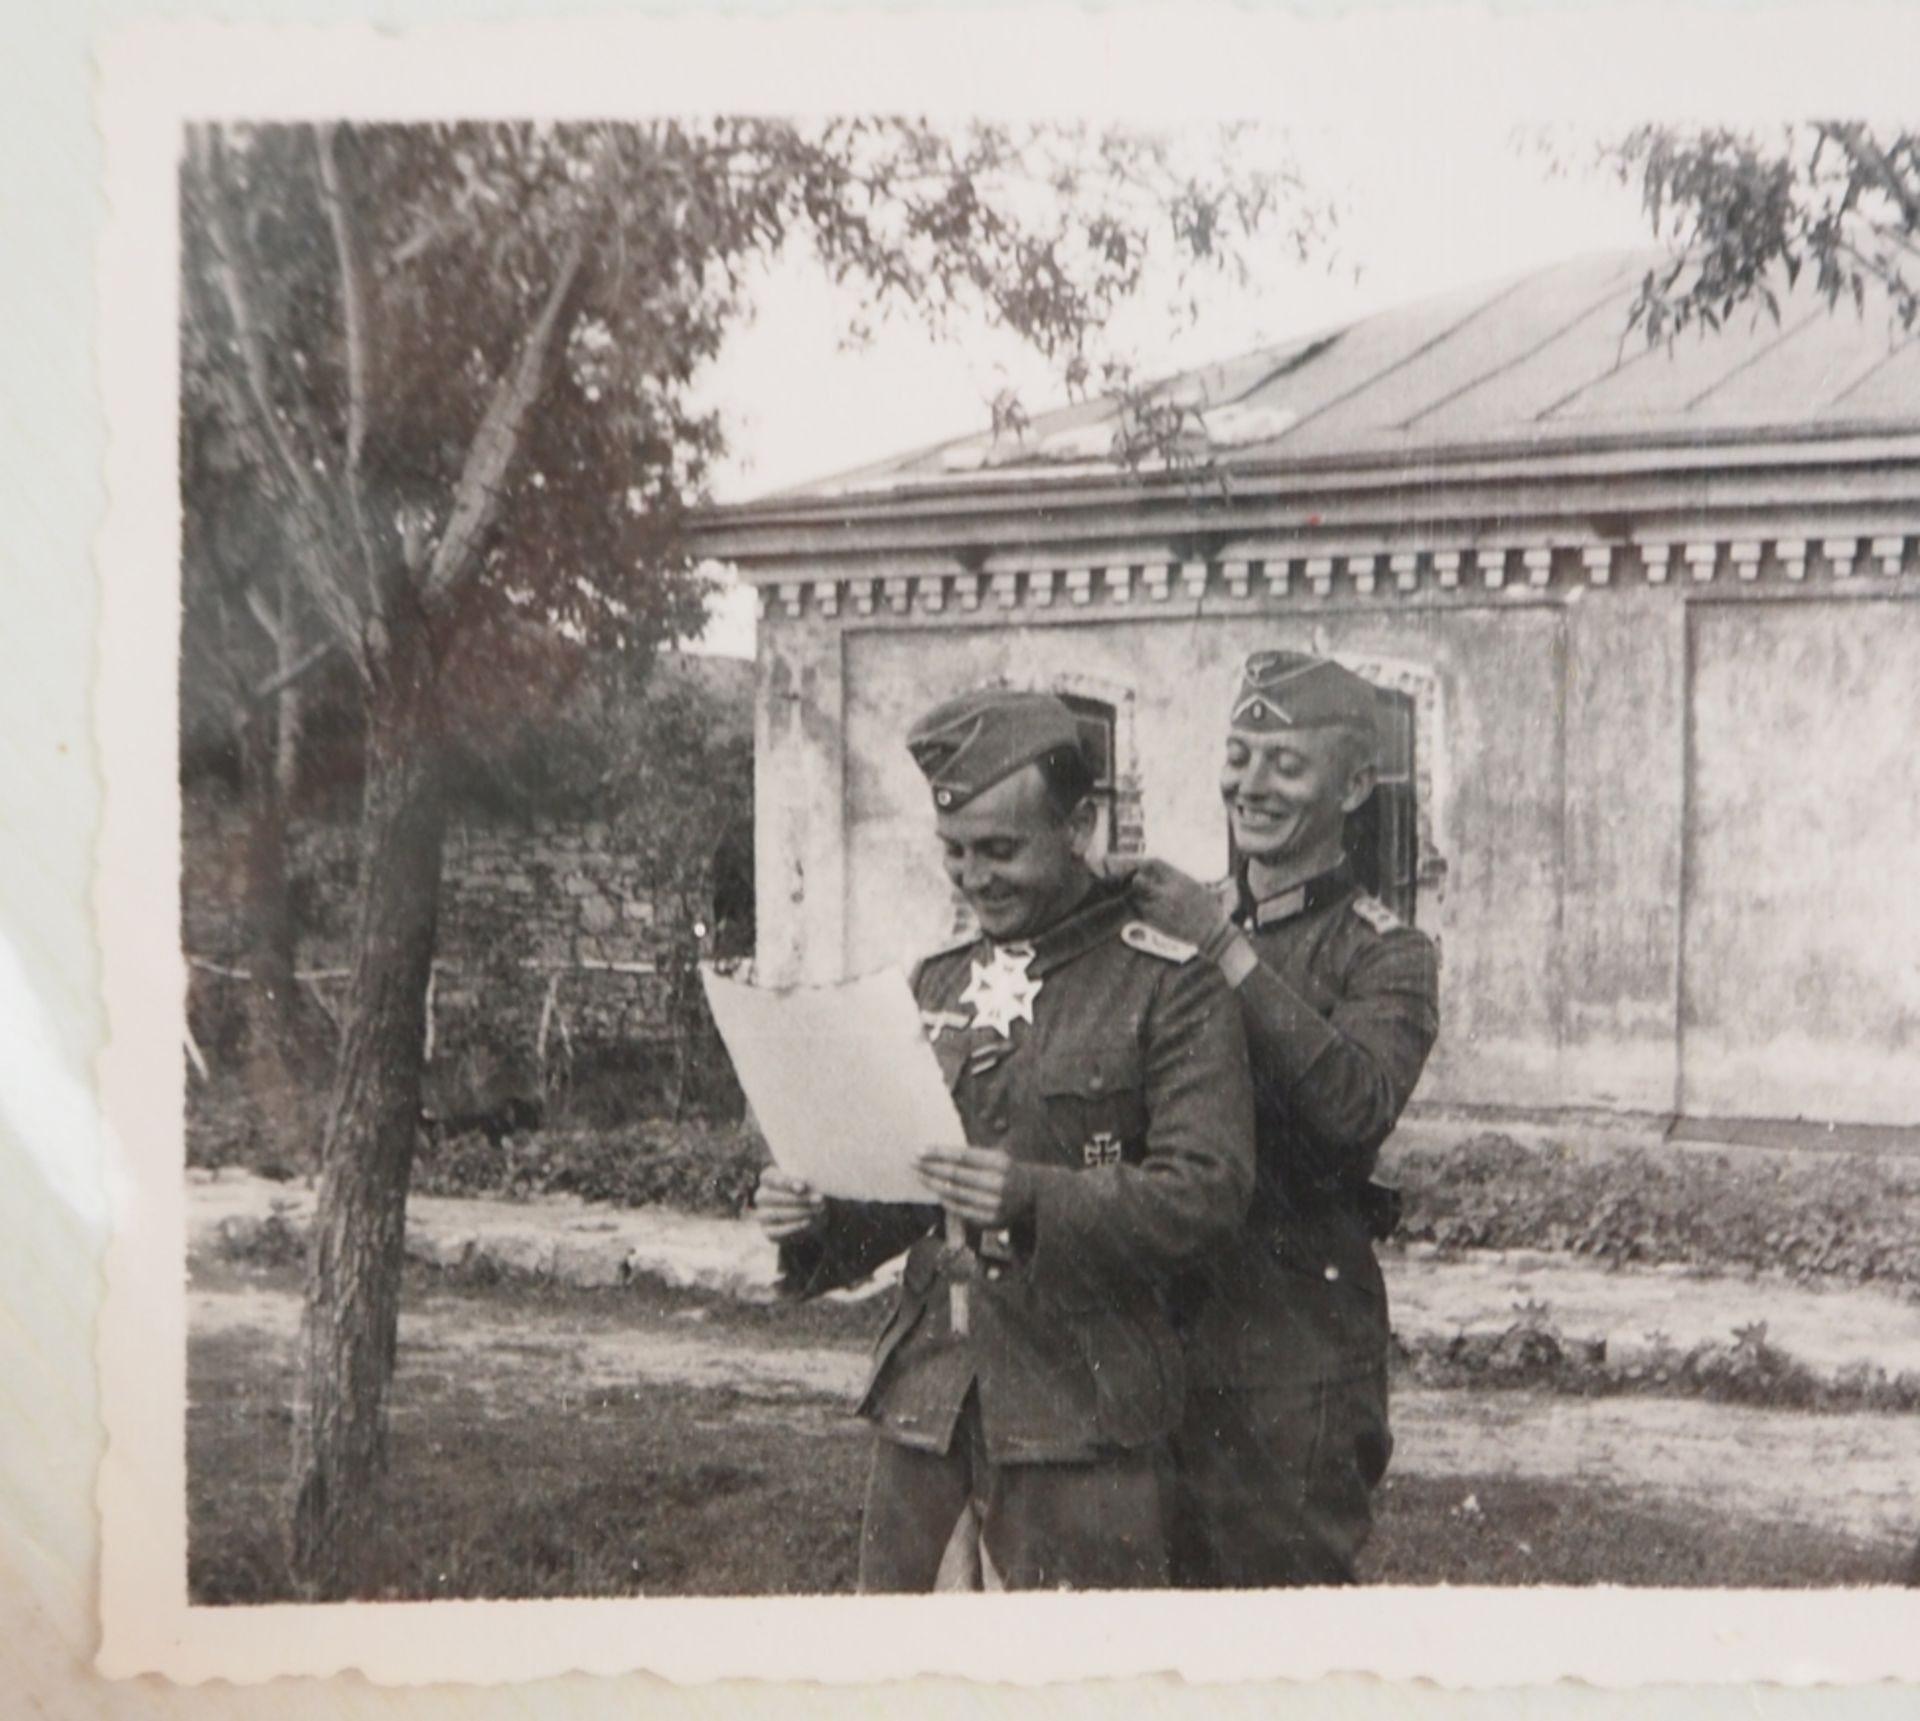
[95,7,1920,1685]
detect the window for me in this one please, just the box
[1342,686,1418,923]
[1057,692,1119,859]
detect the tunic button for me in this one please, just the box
[1324,1264,1340,1282]
[1089,1074,1105,1092]
[988,1113,1009,1134]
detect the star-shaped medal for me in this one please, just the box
[959,941,1041,1038]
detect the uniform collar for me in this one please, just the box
[1234,856,1355,930]
[1006,877,1133,978]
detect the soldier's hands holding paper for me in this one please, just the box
[751,1168,828,1241]
[915,1146,1033,1225]
[753,1150,1028,1236]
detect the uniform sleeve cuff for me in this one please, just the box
[1215,932,1260,989]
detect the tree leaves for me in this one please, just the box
[182,118,1326,719]
[1605,122,1920,348]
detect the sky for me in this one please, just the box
[683,122,1656,659]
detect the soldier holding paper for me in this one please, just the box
[753,689,1254,1592]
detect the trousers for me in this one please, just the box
[1167,1368,1392,1588]
[857,1392,1168,1592]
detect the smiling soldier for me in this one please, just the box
[1106,650,1440,1588]
[751,688,1254,1593]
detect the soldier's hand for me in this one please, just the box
[751,1169,828,1241]
[916,1147,1035,1226]
[1101,854,1232,949]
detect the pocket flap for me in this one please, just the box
[1038,1039,1140,1097]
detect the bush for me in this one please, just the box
[188,1064,767,1218]
[410,1120,767,1217]
[1393,1133,1920,1297]
[215,1201,309,1269]
[1394,1302,1920,1413]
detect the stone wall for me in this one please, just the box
[183,792,734,1120]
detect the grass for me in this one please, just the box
[1361,1472,1910,1589]
[190,1261,882,1603]
[188,1264,1911,1604]
[190,1346,871,1602]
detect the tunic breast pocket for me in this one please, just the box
[1038,1040,1147,1170]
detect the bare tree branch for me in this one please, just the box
[313,123,385,621]
[192,129,369,679]
[243,583,286,650]
[241,551,332,704]
[424,229,590,607]
[253,639,335,704]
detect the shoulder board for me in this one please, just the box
[1349,894,1404,934]
[1120,920,1199,964]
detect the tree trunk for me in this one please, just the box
[287,688,447,1598]
[236,568,315,1139]
[238,667,309,1146]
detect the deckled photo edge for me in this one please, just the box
[90,7,1920,1688]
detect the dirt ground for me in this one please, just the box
[187,1260,1918,1602]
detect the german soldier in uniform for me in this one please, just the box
[753,689,1255,1592]
[1106,651,1440,1587]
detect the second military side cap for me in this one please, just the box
[907,688,1086,811]
[1230,650,1379,734]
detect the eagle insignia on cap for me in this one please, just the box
[908,687,1087,810]
[1232,694,1293,726]
[1229,651,1381,740]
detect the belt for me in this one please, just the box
[1249,1181,1403,1243]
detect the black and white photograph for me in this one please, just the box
[78,5,1920,1691]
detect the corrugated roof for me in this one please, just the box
[772,250,1920,503]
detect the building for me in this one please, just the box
[694,250,1920,1139]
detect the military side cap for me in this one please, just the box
[1230,650,1379,735]
[907,688,1086,811]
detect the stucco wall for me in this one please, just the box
[754,581,1920,1123]
[830,601,1602,1112]
[1683,595,1920,1124]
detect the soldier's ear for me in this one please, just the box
[1336,764,1382,818]
[1338,737,1378,815]
[1065,795,1099,859]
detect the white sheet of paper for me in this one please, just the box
[700,964,963,1203]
